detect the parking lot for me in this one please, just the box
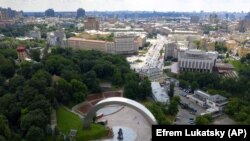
[174,86,236,125]
[174,87,206,125]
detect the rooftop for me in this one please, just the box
[151,82,169,103]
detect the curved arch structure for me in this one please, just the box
[83,97,157,128]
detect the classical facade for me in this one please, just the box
[178,49,218,72]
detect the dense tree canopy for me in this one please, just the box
[0,47,152,140]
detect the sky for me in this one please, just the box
[0,0,250,12]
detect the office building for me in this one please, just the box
[45,9,55,17]
[114,33,138,55]
[190,16,200,23]
[67,37,115,53]
[178,49,218,72]
[76,8,85,19]
[164,42,178,59]
[84,17,99,30]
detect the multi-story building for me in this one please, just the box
[225,40,237,51]
[47,29,66,47]
[190,16,200,23]
[67,37,115,53]
[135,35,146,48]
[188,90,228,112]
[45,9,55,17]
[28,27,41,40]
[16,46,28,62]
[178,49,218,72]
[164,42,178,59]
[76,8,85,19]
[84,17,99,30]
[114,33,138,55]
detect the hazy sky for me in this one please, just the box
[0,0,249,12]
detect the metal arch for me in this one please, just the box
[83,97,158,128]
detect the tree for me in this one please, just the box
[0,115,11,140]
[191,81,199,91]
[124,80,139,99]
[54,78,72,104]
[30,49,41,62]
[21,109,48,133]
[168,82,175,99]
[195,114,213,125]
[112,69,123,86]
[25,126,45,141]
[138,79,152,100]
[73,92,87,103]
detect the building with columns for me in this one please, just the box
[178,49,218,73]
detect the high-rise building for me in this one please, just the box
[190,16,200,23]
[209,13,219,24]
[16,46,28,62]
[178,49,218,73]
[76,8,85,19]
[45,9,55,17]
[84,17,99,30]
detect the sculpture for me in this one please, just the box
[117,128,123,140]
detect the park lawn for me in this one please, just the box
[57,106,108,141]
[230,60,244,72]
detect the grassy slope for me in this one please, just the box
[57,106,108,141]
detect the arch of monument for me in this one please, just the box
[83,97,157,128]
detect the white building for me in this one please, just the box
[151,82,169,104]
[140,68,162,80]
[114,33,138,55]
[178,49,218,72]
[47,29,66,47]
[188,90,228,112]
[28,27,41,40]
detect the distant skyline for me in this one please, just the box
[0,0,250,12]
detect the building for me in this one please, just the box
[67,37,115,53]
[213,63,234,75]
[209,13,219,24]
[28,27,41,40]
[238,40,250,57]
[114,33,138,55]
[84,17,99,30]
[188,90,228,112]
[178,49,218,72]
[135,34,146,48]
[164,42,178,60]
[225,40,237,51]
[151,82,169,104]
[47,30,66,47]
[16,46,28,62]
[76,8,85,19]
[140,68,162,80]
[190,16,200,23]
[45,9,55,17]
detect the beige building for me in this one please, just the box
[225,40,238,51]
[16,46,28,62]
[135,35,146,48]
[114,33,138,55]
[67,37,115,53]
[238,40,250,57]
[84,17,99,30]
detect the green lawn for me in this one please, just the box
[230,60,244,72]
[57,106,108,141]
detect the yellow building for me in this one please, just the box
[67,37,114,53]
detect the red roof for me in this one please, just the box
[16,46,26,52]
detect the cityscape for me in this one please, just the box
[0,0,250,141]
